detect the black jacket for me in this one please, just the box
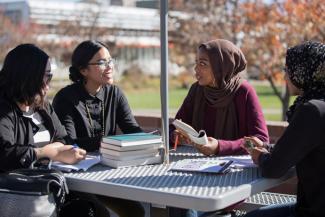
[259,100,325,217]
[52,83,142,152]
[0,96,70,172]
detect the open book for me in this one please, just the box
[170,159,233,174]
[172,119,208,145]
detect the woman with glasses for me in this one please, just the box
[53,40,145,217]
[168,39,269,217]
[53,40,142,152]
[0,44,87,172]
[243,41,325,217]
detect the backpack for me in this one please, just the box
[0,158,68,217]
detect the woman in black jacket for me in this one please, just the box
[0,43,86,172]
[53,40,145,217]
[244,41,325,217]
[53,40,142,152]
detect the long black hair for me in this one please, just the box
[69,40,109,83]
[0,44,49,107]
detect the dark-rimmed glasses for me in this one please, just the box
[43,70,53,85]
[88,59,115,70]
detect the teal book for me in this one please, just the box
[102,133,162,147]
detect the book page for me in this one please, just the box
[172,119,199,137]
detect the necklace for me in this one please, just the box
[85,101,105,137]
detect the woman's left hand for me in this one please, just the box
[193,137,219,156]
[250,147,269,165]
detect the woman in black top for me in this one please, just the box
[243,41,325,217]
[53,40,142,152]
[53,40,145,217]
[0,44,86,172]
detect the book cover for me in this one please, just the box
[102,133,162,146]
[101,142,162,151]
[170,159,233,174]
[172,119,208,145]
[101,154,162,168]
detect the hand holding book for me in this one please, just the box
[193,137,219,156]
[172,119,208,146]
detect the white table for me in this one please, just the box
[64,146,295,212]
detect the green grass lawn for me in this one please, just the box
[49,77,292,121]
[124,83,293,121]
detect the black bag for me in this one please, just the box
[0,158,69,217]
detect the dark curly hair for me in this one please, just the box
[0,44,49,107]
[69,40,109,83]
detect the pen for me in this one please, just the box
[173,134,179,151]
[220,160,233,173]
[148,130,159,135]
[72,143,79,149]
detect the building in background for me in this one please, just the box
[0,0,167,76]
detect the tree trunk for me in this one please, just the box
[281,85,290,121]
[266,74,290,121]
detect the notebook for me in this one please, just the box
[51,153,101,172]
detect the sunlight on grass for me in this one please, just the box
[124,83,293,121]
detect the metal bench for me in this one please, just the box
[231,192,297,217]
[200,192,296,217]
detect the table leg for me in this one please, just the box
[149,204,168,217]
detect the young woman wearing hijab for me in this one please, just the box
[0,44,86,172]
[171,39,269,156]
[53,40,145,217]
[168,39,269,217]
[243,41,325,217]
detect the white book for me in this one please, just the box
[172,119,208,145]
[101,151,159,161]
[101,142,162,151]
[100,147,159,157]
[101,154,162,168]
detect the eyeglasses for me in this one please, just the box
[43,71,53,85]
[283,66,288,73]
[88,59,115,70]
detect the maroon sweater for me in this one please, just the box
[172,80,269,155]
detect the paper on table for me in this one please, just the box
[170,159,233,174]
[219,155,257,168]
[51,153,101,172]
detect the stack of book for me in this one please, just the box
[100,132,163,168]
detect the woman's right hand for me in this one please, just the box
[242,137,268,165]
[53,145,87,164]
[35,143,87,164]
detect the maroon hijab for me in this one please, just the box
[192,39,247,140]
